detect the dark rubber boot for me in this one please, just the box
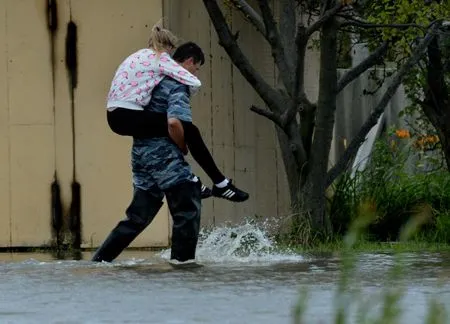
[165,181,202,262]
[91,187,163,262]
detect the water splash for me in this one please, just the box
[158,221,305,265]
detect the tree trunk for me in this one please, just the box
[439,128,450,170]
[420,37,450,170]
[275,126,301,204]
[301,18,338,233]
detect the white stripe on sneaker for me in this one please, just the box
[222,189,236,198]
[222,189,232,197]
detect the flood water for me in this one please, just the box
[1,224,450,324]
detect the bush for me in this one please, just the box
[330,133,450,242]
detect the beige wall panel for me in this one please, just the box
[6,0,53,126]
[251,6,281,220]
[70,0,169,248]
[6,0,55,247]
[230,9,258,222]
[234,146,256,219]
[10,125,54,246]
[254,108,278,151]
[0,1,11,246]
[210,18,237,225]
[255,148,278,218]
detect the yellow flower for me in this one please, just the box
[414,134,440,149]
[395,129,410,139]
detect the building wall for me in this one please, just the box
[1,1,405,249]
[0,0,170,248]
[0,0,301,248]
[0,0,55,247]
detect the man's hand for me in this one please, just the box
[168,118,188,155]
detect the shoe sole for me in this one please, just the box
[168,260,204,269]
[213,194,249,202]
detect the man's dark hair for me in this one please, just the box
[173,41,205,65]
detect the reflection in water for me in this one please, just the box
[1,223,450,323]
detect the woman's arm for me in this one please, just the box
[159,53,201,88]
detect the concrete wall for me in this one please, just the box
[0,0,55,247]
[1,1,405,249]
[0,0,170,248]
[0,0,301,248]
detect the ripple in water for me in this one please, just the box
[158,221,305,265]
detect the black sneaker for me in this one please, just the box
[200,183,212,199]
[194,177,212,199]
[211,180,249,202]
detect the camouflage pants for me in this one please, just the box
[92,139,202,263]
[92,180,202,262]
[131,138,195,191]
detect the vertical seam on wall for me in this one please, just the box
[229,8,236,219]
[4,3,12,247]
[161,0,170,243]
[208,18,215,226]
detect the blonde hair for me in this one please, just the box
[148,20,179,53]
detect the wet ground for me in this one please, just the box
[1,225,450,324]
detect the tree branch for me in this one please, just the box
[257,0,294,93]
[281,25,309,126]
[279,0,297,70]
[337,41,389,93]
[340,20,428,30]
[203,0,288,113]
[250,105,284,128]
[229,0,266,35]
[326,24,441,187]
[306,2,344,37]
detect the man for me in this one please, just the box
[92,42,207,263]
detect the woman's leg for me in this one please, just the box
[108,109,226,183]
[181,122,226,184]
[107,108,167,138]
[107,108,248,202]
[182,122,249,202]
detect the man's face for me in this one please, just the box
[181,57,201,76]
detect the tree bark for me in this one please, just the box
[275,126,301,204]
[420,36,450,170]
[302,17,338,232]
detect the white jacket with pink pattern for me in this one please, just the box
[106,48,201,111]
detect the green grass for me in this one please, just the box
[281,240,450,254]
